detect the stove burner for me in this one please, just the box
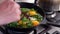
[47,12,60,27]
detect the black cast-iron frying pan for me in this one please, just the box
[5,2,46,32]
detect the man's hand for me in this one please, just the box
[0,0,21,25]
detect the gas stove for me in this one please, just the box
[0,0,60,34]
[0,12,60,34]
